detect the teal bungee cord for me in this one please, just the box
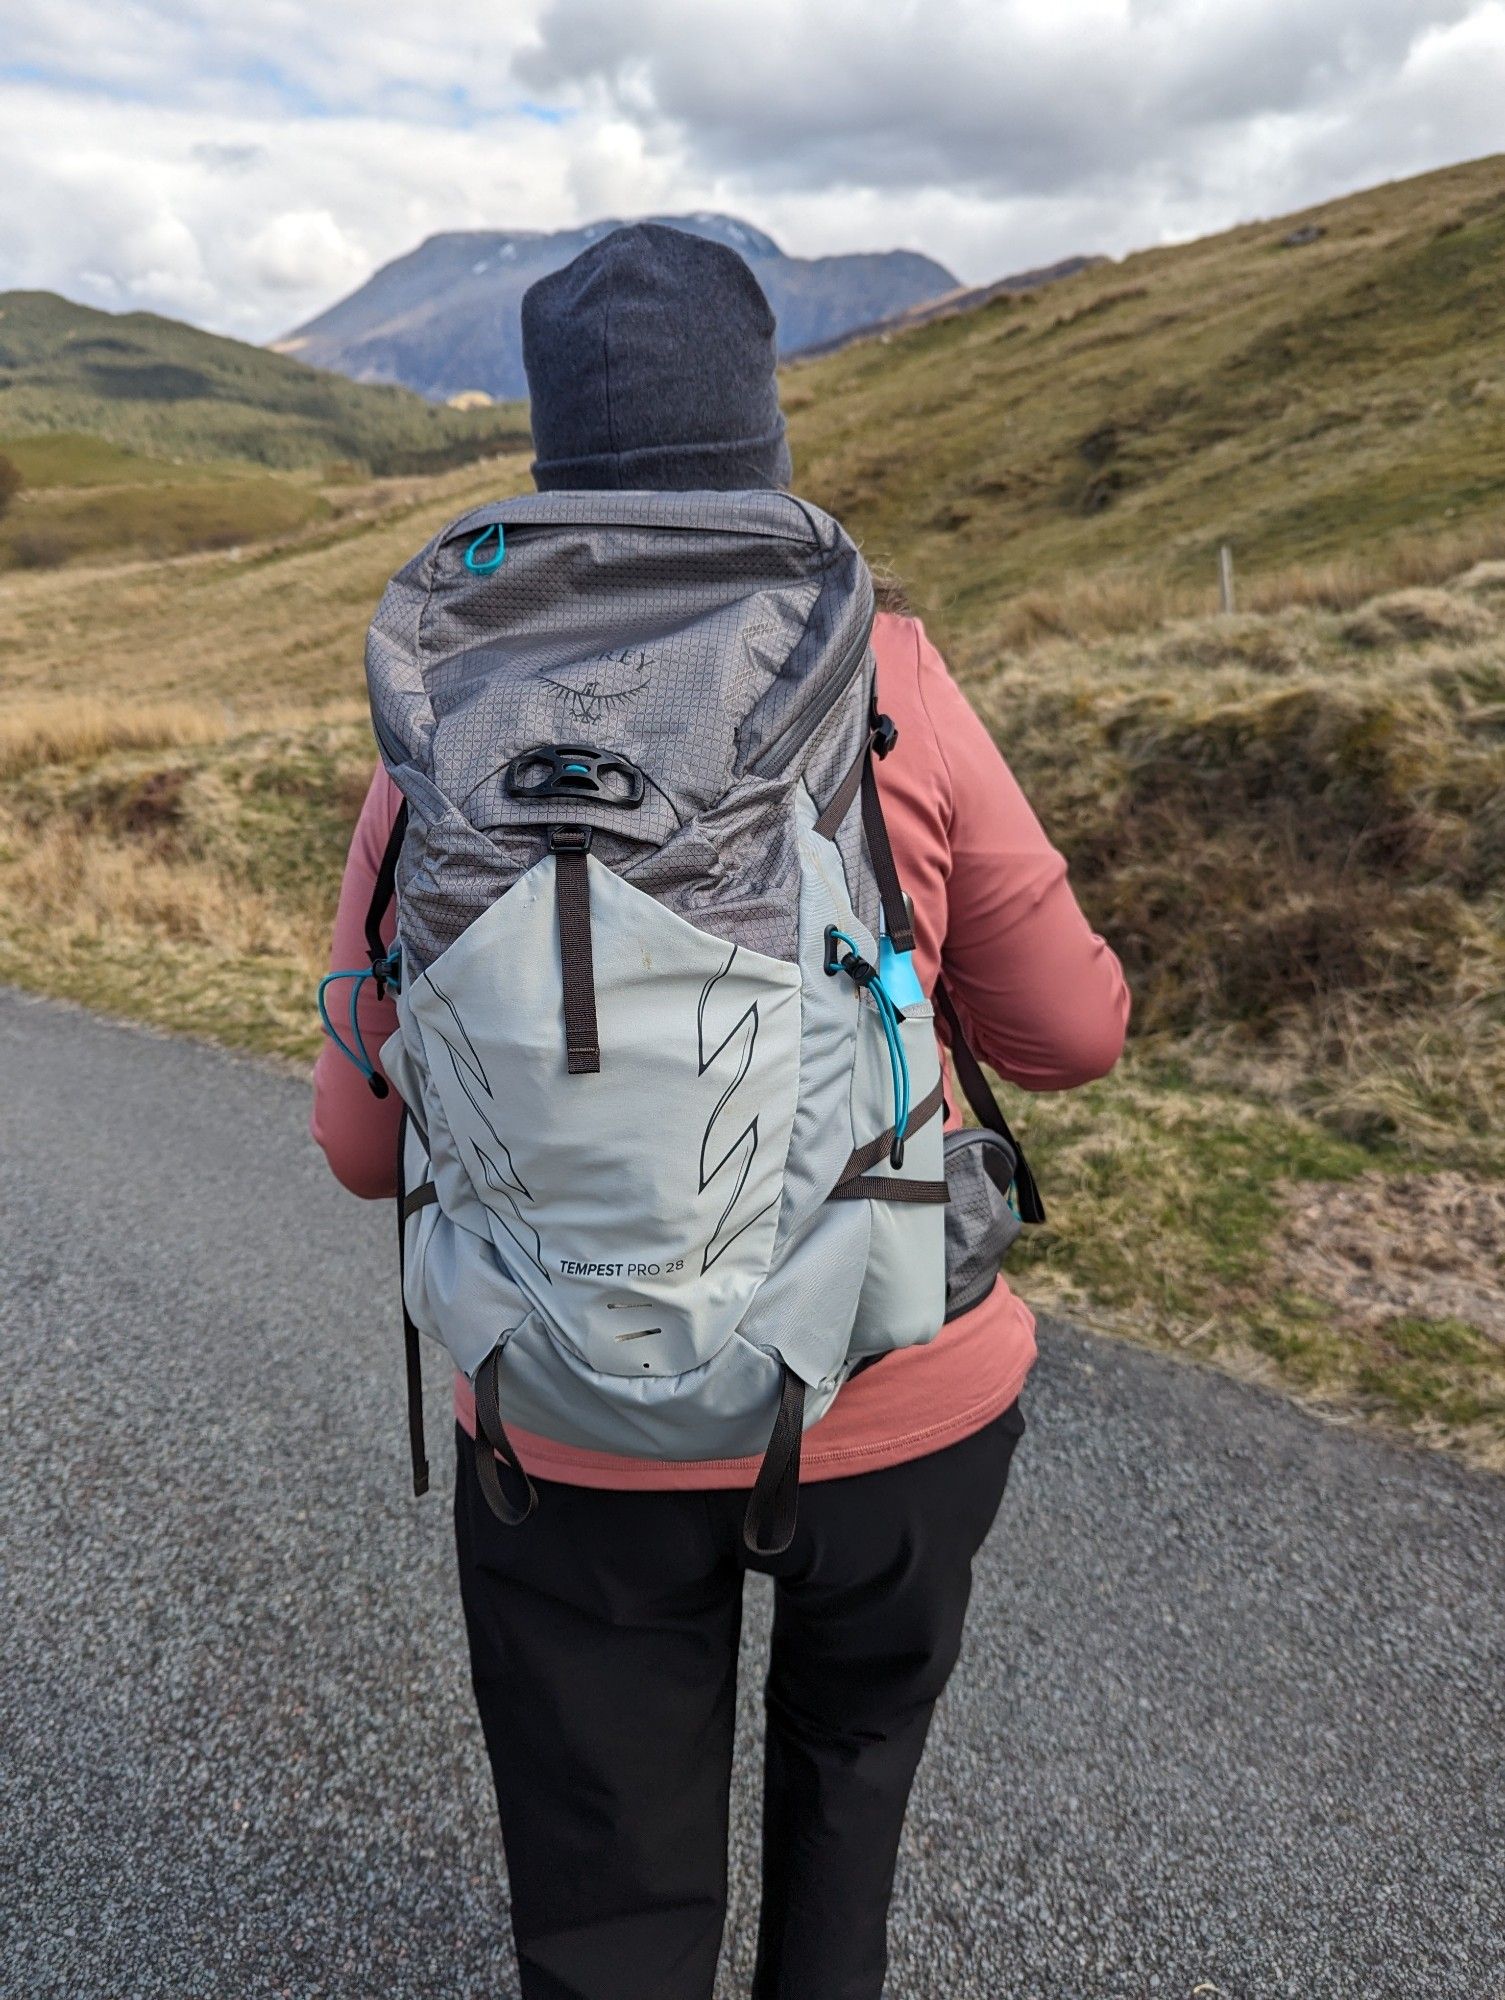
[826,928,911,1165]
[318,951,399,1095]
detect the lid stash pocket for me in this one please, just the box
[943,1129,1023,1321]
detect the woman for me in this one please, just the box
[314,223,1129,2000]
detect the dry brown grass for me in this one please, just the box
[0,454,527,706]
[0,697,232,780]
[953,519,1505,661]
[7,813,302,953]
[0,694,369,781]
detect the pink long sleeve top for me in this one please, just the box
[313,613,1130,1486]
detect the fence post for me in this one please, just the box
[1219,544,1236,616]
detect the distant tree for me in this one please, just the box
[0,452,20,521]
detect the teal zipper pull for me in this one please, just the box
[465,523,506,573]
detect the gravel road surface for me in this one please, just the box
[2,988,1501,1998]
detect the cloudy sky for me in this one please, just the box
[2,0,1502,341]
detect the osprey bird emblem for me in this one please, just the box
[542,649,651,726]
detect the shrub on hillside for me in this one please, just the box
[0,452,21,520]
[7,527,67,569]
[969,589,1505,1058]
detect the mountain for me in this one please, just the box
[274,212,959,401]
[0,291,529,473]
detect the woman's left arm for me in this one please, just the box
[309,765,405,1197]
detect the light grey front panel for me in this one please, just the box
[406,856,803,1384]
[772,792,869,1251]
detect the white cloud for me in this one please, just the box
[247,210,370,294]
[0,0,1500,342]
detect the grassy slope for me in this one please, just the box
[1,158,1501,1459]
[0,291,529,473]
[787,154,1505,656]
[0,433,335,572]
[0,293,531,570]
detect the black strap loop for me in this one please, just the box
[551,828,601,1075]
[473,1351,539,1528]
[394,1108,430,1498]
[933,981,1046,1225]
[401,1181,438,1221]
[743,1366,806,1557]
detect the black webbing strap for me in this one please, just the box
[394,1108,430,1498]
[828,1076,946,1195]
[813,732,869,840]
[813,713,915,955]
[473,1351,539,1528]
[401,1182,438,1221]
[743,1366,806,1557]
[365,800,408,973]
[830,1174,948,1204]
[933,980,1046,1224]
[861,752,915,954]
[551,829,601,1075]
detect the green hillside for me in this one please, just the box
[0,291,529,474]
[787,153,1505,657]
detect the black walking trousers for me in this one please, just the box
[454,1399,1025,2000]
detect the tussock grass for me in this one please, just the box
[0,697,231,779]
[0,456,526,705]
[0,468,330,571]
[0,695,367,780]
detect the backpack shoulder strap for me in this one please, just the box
[933,978,1047,1225]
[365,799,408,977]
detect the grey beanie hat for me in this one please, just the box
[521,222,793,492]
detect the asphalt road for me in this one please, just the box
[2,987,1501,2000]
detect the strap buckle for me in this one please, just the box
[871,712,898,759]
[548,824,593,853]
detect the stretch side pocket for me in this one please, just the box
[942,1129,1023,1321]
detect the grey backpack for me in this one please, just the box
[358,490,1042,1551]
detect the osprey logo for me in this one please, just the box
[697,948,776,1275]
[543,649,651,726]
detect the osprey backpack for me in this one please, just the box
[349,489,1042,1553]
